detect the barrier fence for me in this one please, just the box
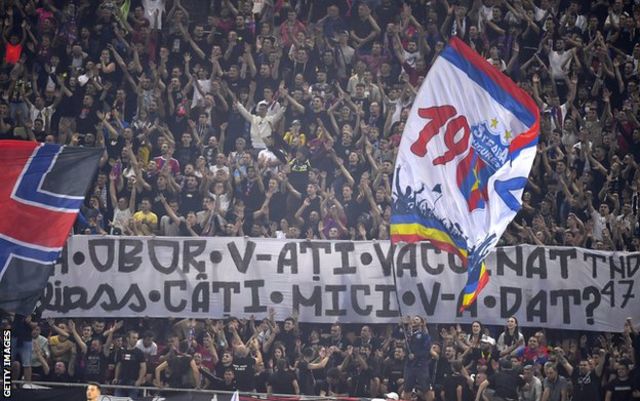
[13,380,353,401]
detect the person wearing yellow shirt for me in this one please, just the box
[133,198,158,232]
[283,120,306,148]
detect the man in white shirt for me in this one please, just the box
[547,39,575,80]
[519,364,542,401]
[235,99,286,150]
[135,331,158,358]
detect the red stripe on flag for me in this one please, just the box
[449,37,540,152]
[0,143,77,249]
[391,234,467,263]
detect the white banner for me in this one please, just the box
[43,236,640,332]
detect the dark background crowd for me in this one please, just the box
[5,313,640,401]
[0,0,639,249]
[1,0,640,400]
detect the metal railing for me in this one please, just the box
[15,380,355,400]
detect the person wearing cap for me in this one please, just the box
[234,94,287,151]
[475,359,524,401]
[464,335,499,376]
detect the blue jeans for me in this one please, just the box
[114,381,140,399]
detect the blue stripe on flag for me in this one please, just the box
[14,145,85,210]
[441,46,535,128]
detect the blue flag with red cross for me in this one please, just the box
[0,140,101,314]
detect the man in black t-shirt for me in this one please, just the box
[81,338,111,383]
[210,367,238,391]
[476,359,524,401]
[604,359,636,401]
[114,330,146,398]
[430,343,453,397]
[320,367,350,396]
[233,350,257,392]
[561,356,601,401]
[382,345,406,394]
[268,358,299,395]
[442,361,469,401]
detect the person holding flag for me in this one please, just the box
[391,37,540,311]
[402,315,432,401]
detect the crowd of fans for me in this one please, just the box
[0,0,638,249]
[6,313,640,400]
[2,0,640,400]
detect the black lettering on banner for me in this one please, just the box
[416,282,440,315]
[120,285,146,312]
[92,284,119,311]
[148,239,179,274]
[373,242,394,276]
[212,282,240,313]
[526,290,547,323]
[582,286,601,325]
[601,280,615,307]
[244,280,267,313]
[584,252,606,279]
[374,285,400,317]
[627,254,640,278]
[496,247,523,277]
[95,284,146,312]
[609,255,625,279]
[60,246,69,274]
[118,239,143,272]
[325,285,347,316]
[192,281,210,313]
[550,289,580,324]
[277,242,298,274]
[88,238,115,272]
[619,280,634,308]
[292,285,321,315]
[548,249,576,279]
[351,285,372,316]
[299,242,331,275]
[46,283,147,313]
[63,285,88,312]
[420,243,444,275]
[526,247,547,279]
[396,245,416,277]
[164,280,187,312]
[333,242,356,274]
[45,283,86,313]
[183,240,207,274]
[500,287,522,317]
[42,283,60,311]
[228,241,256,273]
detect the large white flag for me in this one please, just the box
[391,38,540,309]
